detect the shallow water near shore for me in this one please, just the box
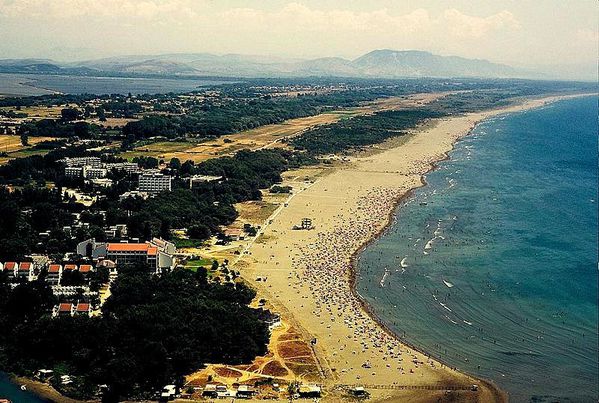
[356,96,598,402]
[0,373,45,402]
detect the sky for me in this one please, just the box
[0,0,596,78]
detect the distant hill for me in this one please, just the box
[0,50,534,79]
[352,50,522,78]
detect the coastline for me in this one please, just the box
[240,92,593,402]
[8,92,594,403]
[347,92,596,398]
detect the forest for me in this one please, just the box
[0,267,269,401]
[289,108,443,154]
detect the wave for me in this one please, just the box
[379,267,390,287]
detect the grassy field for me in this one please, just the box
[184,257,215,273]
[0,105,64,118]
[115,93,447,164]
[0,135,57,164]
[119,141,197,161]
[0,135,54,153]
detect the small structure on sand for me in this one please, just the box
[293,217,314,230]
[298,384,321,398]
[349,386,370,398]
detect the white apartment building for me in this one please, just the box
[64,166,83,178]
[60,156,102,168]
[83,166,107,179]
[138,171,172,194]
[105,162,140,174]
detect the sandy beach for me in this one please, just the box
[12,93,590,403]
[236,93,590,402]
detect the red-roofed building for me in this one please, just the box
[75,302,91,316]
[78,264,93,275]
[47,264,62,284]
[2,262,16,279]
[63,264,77,271]
[54,302,74,316]
[17,262,33,281]
[4,262,17,271]
[76,238,175,273]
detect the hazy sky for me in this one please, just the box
[0,0,596,71]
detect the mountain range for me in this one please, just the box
[0,50,533,79]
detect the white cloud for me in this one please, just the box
[1,0,594,74]
[441,9,520,39]
[0,0,519,40]
[576,28,599,44]
[0,0,200,20]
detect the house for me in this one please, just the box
[202,384,218,398]
[224,228,243,241]
[47,264,62,284]
[1,262,16,279]
[97,259,117,276]
[63,264,77,272]
[78,264,93,277]
[119,190,149,201]
[188,175,223,188]
[89,178,113,187]
[35,369,54,381]
[75,302,91,316]
[160,385,177,401]
[298,385,321,398]
[236,385,256,399]
[17,262,33,281]
[104,224,128,239]
[54,303,74,316]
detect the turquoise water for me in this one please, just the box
[356,96,598,402]
[0,373,45,402]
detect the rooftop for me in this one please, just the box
[107,243,158,255]
[18,262,32,271]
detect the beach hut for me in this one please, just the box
[298,384,321,398]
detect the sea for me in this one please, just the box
[356,96,598,402]
[0,373,45,402]
[0,73,234,96]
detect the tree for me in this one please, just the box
[186,224,211,240]
[20,132,29,146]
[169,157,181,171]
[96,107,107,122]
[61,108,81,121]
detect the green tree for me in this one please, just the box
[61,108,81,121]
[20,132,29,146]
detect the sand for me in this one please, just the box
[235,94,590,402]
